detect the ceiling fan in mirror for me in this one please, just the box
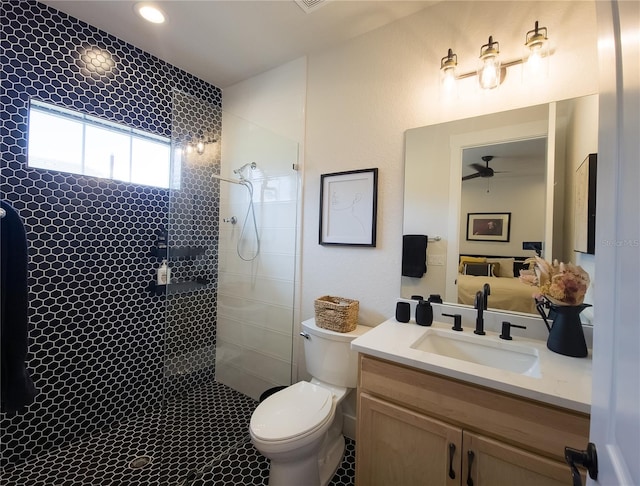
[462,155,508,181]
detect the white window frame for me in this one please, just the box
[27,99,175,189]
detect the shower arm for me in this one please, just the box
[211,173,247,185]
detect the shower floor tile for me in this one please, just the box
[0,381,356,486]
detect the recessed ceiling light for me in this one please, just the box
[134,3,166,24]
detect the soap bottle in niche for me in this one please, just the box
[157,259,171,285]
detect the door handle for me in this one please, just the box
[565,442,598,486]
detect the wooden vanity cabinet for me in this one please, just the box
[355,355,590,486]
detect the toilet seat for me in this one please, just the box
[250,381,334,443]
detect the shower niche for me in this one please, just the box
[147,240,215,296]
[149,245,207,259]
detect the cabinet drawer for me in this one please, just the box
[358,355,589,462]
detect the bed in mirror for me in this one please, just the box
[401,94,598,323]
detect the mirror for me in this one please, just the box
[402,95,598,322]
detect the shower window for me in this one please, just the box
[27,99,174,188]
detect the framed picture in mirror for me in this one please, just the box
[466,212,511,242]
[574,153,597,254]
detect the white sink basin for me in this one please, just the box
[410,329,541,378]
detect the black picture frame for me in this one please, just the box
[466,212,511,242]
[319,168,378,246]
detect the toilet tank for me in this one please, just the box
[301,318,370,388]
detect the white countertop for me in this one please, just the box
[351,318,592,414]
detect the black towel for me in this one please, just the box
[1,200,37,414]
[402,235,428,278]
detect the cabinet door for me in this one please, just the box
[462,431,581,486]
[356,393,461,486]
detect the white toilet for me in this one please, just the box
[249,318,369,486]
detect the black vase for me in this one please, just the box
[416,300,433,326]
[546,303,591,357]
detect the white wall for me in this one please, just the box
[302,0,598,326]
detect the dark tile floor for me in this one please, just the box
[1,381,355,486]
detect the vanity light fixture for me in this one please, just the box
[440,21,549,91]
[134,3,167,24]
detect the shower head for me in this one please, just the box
[233,162,257,178]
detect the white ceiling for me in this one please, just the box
[462,137,547,180]
[40,0,437,88]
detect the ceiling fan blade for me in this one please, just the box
[462,172,483,181]
[469,163,486,172]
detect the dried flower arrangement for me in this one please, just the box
[519,256,591,306]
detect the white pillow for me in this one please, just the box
[485,257,515,278]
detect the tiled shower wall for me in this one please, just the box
[1,0,221,467]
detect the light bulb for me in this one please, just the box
[135,3,166,24]
[442,67,456,92]
[527,47,543,72]
[196,140,205,155]
[479,57,500,89]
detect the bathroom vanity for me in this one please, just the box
[351,319,591,485]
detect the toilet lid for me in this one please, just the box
[250,381,334,442]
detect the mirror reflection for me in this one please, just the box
[457,137,547,315]
[402,95,598,323]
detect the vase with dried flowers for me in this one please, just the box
[519,257,591,357]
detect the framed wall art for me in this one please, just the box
[466,212,511,242]
[319,168,378,246]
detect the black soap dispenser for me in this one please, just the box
[415,300,433,326]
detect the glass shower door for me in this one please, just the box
[215,111,299,400]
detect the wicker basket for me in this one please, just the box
[314,296,359,333]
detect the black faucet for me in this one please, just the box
[482,283,491,310]
[474,290,486,335]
